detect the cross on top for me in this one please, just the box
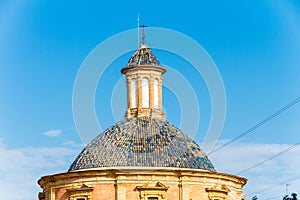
[140,24,148,44]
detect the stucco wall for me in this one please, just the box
[38,167,247,200]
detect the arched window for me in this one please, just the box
[142,78,149,108]
[153,79,159,108]
[131,78,138,108]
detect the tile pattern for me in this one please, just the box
[127,45,160,66]
[69,117,215,171]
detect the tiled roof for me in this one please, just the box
[126,44,160,66]
[69,117,215,171]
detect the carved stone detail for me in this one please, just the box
[206,184,230,200]
[136,182,168,200]
[66,184,94,200]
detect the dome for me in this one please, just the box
[126,44,160,66]
[69,117,215,171]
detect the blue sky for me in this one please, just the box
[0,0,300,199]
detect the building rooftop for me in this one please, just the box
[126,44,160,66]
[69,117,215,171]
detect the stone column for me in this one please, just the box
[115,181,126,200]
[158,77,163,110]
[178,182,183,200]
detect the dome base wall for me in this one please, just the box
[38,167,247,200]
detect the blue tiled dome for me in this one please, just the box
[127,44,160,66]
[69,117,215,171]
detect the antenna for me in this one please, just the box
[137,14,140,47]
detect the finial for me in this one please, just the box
[140,24,148,44]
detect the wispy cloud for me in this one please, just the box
[209,141,300,199]
[42,129,62,137]
[0,138,81,200]
[62,140,85,148]
[1,137,299,200]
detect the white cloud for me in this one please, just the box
[209,141,300,199]
[0,138,81,200]
[42,129,62,137]
[62,140,85,148]
[1,137,299,200]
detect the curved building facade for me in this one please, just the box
[38,43,247,200]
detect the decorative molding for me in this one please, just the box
[38,192,45,200]
[66,184,94,200]
[206,184,230,200]
[136,182,169,200]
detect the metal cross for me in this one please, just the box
[140,24,148,44]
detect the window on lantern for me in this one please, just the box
[153,78,159,108]
[142,78,149,108]
[131,78,138,108]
